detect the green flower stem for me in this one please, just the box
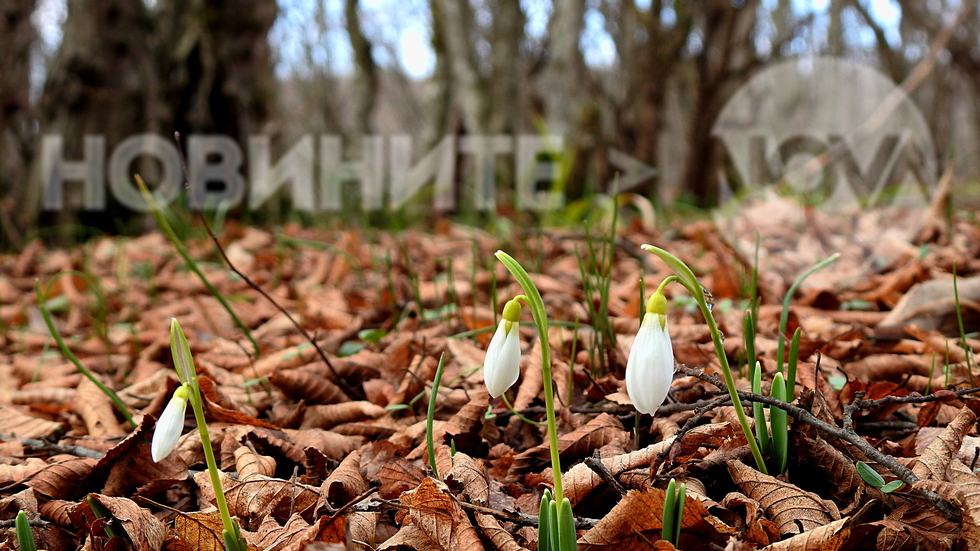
[427,353,447,479]
[136,175,259,358]
[656,276,681,295]
[35,281,136,428]
[642,244,768,474]
[171,321,244,551]
[776,253,839,371]
[495,251,564,502]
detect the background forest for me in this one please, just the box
[2,0,980,249]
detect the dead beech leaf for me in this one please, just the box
[399,477,485,551]
[225,475,320,524]
[24,457,100,500]
[474,510,530,551]
[720,492,780,546]
[912,406,977,482]
[0,405,63,439]
[949,460,980,549]
[300,401,386,430]
[281,428,362,460]
[793,435,886,511]
[319,449,369,511]
[761,515,856,550]
[234,446,277,480]
[579,487,737,550]
[378,458,426,499]
[75,494,166,551]
[174,510,235,551]
[247,513,345,551]
[563,439,673,506]
[198,377,279,429]
[511,413,628,476]
[270,368,349,405]
[379,523,440,551]
[728,460,840,536]
[446,452,488,505]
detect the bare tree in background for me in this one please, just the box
[345,0,378,138]
[0,0,38,248]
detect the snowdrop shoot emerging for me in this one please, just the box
[484,298,523,398]
[626,289,675,414]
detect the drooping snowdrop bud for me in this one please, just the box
[484,299,523,398]
[626,290,675,414]
[152,385,190,462]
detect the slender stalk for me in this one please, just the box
[35,281,136,428]
[642,244,768,474]
[776,253,839,369]
[427,353,447,479]
[953,263,975,387]
[495,251,564,501]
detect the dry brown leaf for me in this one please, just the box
[578,486,737,550]
[912,406,977,482]
[234,445,277,480]
[299,401,386,430]
[225,475,320,523]
[399,477,485,551]
[0,405,63,439]
[728,460,840,536]
[270,368,349,405]
[761,515,855,550]
[563,439,673,506]
[78,494,167,551]
[511,413,629,476]
[319,449,369,511]
[378,458,426,499]
[378,523,440,551]
[174,510,232,551]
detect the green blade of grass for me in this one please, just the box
[135,175,259,357]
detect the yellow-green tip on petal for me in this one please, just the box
[501,298,522,323]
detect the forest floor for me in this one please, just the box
[1,192,980,551]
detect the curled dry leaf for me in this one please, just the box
[398,477,485,551]
[378,458,426,499]
[0,405,63,440]
[71,494,166,551]
[912,406,977,482]
[270,368,349,405]
[563,439,673,506]
[300,401,386,430]
[319,449,369,511]
[728,460,840,536]
[234,445,277,480]
[578,486,737,550]
[174,510,237,551]
[510,413,629,476]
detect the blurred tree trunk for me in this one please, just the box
[489,0,526,134]
[541,0,586,135]
[681,0,767,203]
[432,0,488,134]
[0,0,37,248]
[28,0,162,240]
[345,0,378,138]
[157,0,278,140]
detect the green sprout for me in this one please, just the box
[662,478,686,547]
[15,511,36,551]
[856,461,904,493]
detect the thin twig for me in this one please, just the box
[172,132,362,400]
[377,497,599,529]
[585,452,628,496]
[3,434,105,459]
[671,365,972,522]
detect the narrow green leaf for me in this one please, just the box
[170,319,197,384]
[881,480,904,493]
[674,483,686,546]
[427,353,447,480]
[662,479,677,545]
[770,372,789,474]
[15,511,37,551]
[752,363,770,456]
[786,327,802,399]
[557,498,578,551]
[855,461,886,488]
[539,491,553,551]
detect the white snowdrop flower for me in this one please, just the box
[626,291,675,414]
[484,299,523,398]
[152,385,190,462]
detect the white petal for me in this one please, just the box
[625,314,674,414]
[152,394,187,462]
[484,321,521,398]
